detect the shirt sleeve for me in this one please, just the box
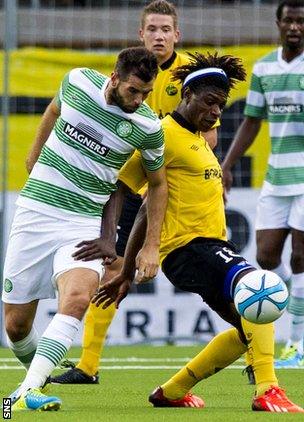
[54,72,70,110]
[139,121,165,172]
[244,64,266,119]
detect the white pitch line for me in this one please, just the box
[0,365,245,370]
[0,357,246,363]
[0,365,303,370]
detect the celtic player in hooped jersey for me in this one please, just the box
[2,46,167,412]
[51,0,221,387]
[222,0,304,369]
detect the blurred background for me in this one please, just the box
[0,1,291,345]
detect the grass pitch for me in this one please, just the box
[0,345,303,421]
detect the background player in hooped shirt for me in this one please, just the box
[2,46,167,411]
[51,0,219,385]
[222,0,304,369]
[94,52,304,413]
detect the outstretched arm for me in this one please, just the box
[73,181,129,264]
[92,201,148,309]
[221,116,262,192]
[26,98,60,174]
[136,166,167,280]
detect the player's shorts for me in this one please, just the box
[2,207,104,304]
[162,237,254,328]
[255,192,304,231]
[116,192,142,257]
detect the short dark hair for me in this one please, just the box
[141,0,178,29]
[115,47,158,83]
[276,0,304,21]
[171,52,246,97]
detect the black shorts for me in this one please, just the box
[162,237,255,327]
[116,192,143,257]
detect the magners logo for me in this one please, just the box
[268,104,303,114]
[63,122,110,157]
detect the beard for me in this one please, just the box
[109,87,138,113]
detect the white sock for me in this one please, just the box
[286,273,304,352]
[272,262,291,285]
[6,326,38,370]
[19,313,80,393]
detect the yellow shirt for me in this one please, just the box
[145,52,188,119]
[119,114,226,263]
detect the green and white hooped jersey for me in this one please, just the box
[245,47,304,196]
[17,68,164,221]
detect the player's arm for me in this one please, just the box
[26,98,60,174]
[92,201,148,309]
[73,181,130,264]
[222,66,265,192]
[137,165,167,281]
[221,116,262,191]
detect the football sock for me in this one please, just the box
[288,273,304,350]
[77,302,116,376]
[244,350,252,367]
[241,318,278,396]
[6,326,38,370]
[19,313,80,392]
[161,328,246,399]
[272,262,292,289]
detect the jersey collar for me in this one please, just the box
[160,51,177,71]
[171,111,197,134]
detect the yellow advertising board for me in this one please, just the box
[0,45,274,190]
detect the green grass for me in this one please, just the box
[0,345,303,421]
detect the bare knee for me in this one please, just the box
[256,245,280,269]
[5,316,33,342]
[290,250,304,273]
[4,302,37,342]
[57,269,99,320]
[59,290,92,319]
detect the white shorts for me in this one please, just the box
[2,207,104,304]
[255,192,304,231]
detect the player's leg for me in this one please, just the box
[150,241,250,406]
[281,195,304,366]
[255,193,300,367]
[2,207,63,409]
[12,267,99,412]
[2,207,58,372]
[4,301,38,370]
[151,242,303,412]
[75,259,122,377]
[18,266,99,394]
[51,192,142,384]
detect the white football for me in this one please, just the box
[234,270,289,324]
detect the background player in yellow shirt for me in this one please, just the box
[51,0,219,385]
[94,52,303,413]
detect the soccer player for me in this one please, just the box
[222,0,304,368]
[94,52,304,413]
[51,0,218,385]
[2,46,168,411]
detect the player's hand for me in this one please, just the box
[221,166,233,193]
[91,274,132,309]
[135,244,159,283]
[72,238,117,265]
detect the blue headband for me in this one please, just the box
[183,67,228,88]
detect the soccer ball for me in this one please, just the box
[234,270,289,324]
